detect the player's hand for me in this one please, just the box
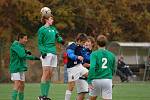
[88,84,94,90]
[77,56,84,61]
[41,53,47,59]
[83,63,90,68]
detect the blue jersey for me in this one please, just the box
[79,48,92,80]
[82,48,92,67]
[67,43,87,68]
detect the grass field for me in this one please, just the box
[0,82,150,100]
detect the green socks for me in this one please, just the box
[45,81,50,96]
[18,92,24,100]
[40,81,51,96]
[12,90,24,100]
[12,90,18,100]
[41,81,46,96]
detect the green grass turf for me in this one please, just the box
[0,82,150,100]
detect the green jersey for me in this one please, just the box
[87,48,116,84]
[9,41,38,73]
[38,25,63,54]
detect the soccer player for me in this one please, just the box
[87,35,116,100]
[9,33,40,100]
[38,7,64,100]
[76,36,95,100]
[65,33,89,100]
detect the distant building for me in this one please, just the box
[107,42,150,71]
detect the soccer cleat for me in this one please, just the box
[43,96,51,100]
[46,98,51,100]
[38,96,51,100]
[38,96,43,100]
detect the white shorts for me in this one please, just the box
[40,53,57,67]
[76,79,88,94]
[89,79,112,99]
[11,72,25,81]
[67,64,88,82]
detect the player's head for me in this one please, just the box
[96,34,108,47]
[18,33,28,44]
[119,55,124,61]
[41,16,54,25]
[84,36,95,50]
[76,33,88,46]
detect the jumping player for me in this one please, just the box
[38,7,64,100]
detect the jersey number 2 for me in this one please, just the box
[102,58,107,68]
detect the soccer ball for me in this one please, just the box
[40,7,52,18]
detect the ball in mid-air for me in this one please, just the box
[40,7,52,18]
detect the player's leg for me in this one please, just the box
[39,53,56,99]
[67,81,75,91]
[11,72,25,100]
[65,64,88,100]
[18,81,25,100]
[101,79,112,100]
[77,93,86,100]
[89,79,103,100]
[45,54,57,99]
[77,64,88,78]
[90,96,97,100]
[76,64,88,100]
[12,80,20,100]
[18,72,25,100]
[76,79,88,100]
[116,69,127,82]
[40,67,51,98]
[65,81,75,100]
[65,66,78,100]
[39,67,52,100]
[46,67,53,97]
[88,81,98,100]
[78,68,89,99]
[124,67,133,77]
